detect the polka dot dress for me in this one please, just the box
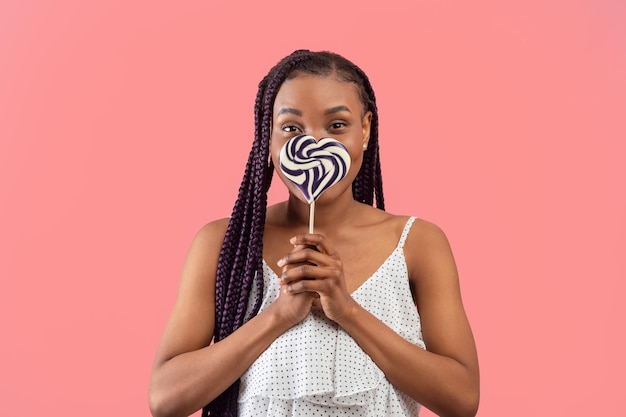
[239,217,425,416]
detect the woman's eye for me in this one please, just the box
[282,125,301,133]
[330,122,347,130]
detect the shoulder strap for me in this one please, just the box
[398,216,417,249]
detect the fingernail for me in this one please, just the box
[289,236,296,244]
[277,258,285,267]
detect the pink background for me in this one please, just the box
[1,1,624,415]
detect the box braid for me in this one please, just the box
[203,50,384,417]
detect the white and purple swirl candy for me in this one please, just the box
[279,135,351,204]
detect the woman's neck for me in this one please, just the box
[284,191,361,233]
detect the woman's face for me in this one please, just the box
[270,74,372,205]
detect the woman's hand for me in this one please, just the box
[268,271,317,327]
[277,233,358,323]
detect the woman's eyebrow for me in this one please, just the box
[325,105,351,115]
[276,107,302,117]
[276,105,351,117]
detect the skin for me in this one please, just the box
[149,74,480,417]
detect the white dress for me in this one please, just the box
[238,217,425,416]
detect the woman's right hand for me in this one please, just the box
[267,242,318,327]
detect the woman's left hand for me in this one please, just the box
[277,233,357,323]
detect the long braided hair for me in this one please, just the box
[203,50,384,416]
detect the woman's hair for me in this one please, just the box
[203,49,384,417]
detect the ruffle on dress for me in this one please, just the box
[239,305,385,406]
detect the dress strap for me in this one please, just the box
[397,216,417,249]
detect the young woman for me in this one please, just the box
[149,50,479,417]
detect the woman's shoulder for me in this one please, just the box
[196,216,231,236]
[403,216,449,243]
[399,215,453,257]
[368,210,436,238]
[400,216,458,286]
[190,217,232,255]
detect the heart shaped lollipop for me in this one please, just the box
[279,135,351,232]
[279,135,351,203]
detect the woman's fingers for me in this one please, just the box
[280,262,341,285]
[278,248,332,268]
[288,234,338,259]
[276,233,355,322]
[277,234,339,269]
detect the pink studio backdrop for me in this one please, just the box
[1,1,624,415]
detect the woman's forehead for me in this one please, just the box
[273,75,362,112]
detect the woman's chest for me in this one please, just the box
[262,227,402,294]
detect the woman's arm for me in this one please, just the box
[281,220,479,417]
[148,220,314,417]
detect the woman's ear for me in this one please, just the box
[362,111,372,150]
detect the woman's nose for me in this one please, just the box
[307,130,325,141]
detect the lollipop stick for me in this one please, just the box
[309,201,315,234]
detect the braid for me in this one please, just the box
[204,50,385,416]
[350,63,384,209]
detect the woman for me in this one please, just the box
[149,50,479,417]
